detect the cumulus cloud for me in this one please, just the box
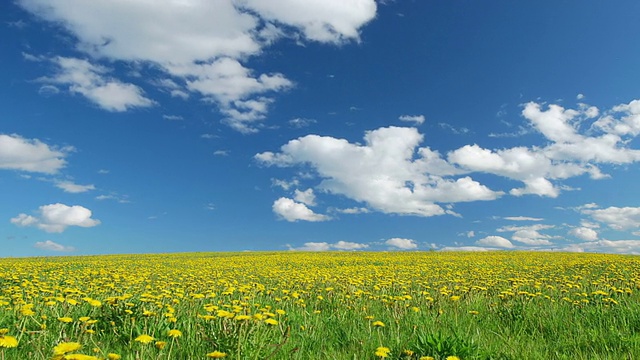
[272,197,330,222]
[19,0,376,131]
[257,126,502,217]
[333,207,370,214]
[11,203,101,233]
[0,134,69,174]
[41,57,155,112]
[582,206,640,230]
[399,114,425,125]
[34,240,75,252]
[385,237,418,250]
[569,227,599,241]
[293,188,316,206]
[475,235,514,248]
[289,240,369,251]
[511,230,553,245]
[558,240,640,254]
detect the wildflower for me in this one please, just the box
[53,342,82,355]
[63,354,98,360]
[402,349,414,356]
[372,320,385,327]
[419,357,435,360]
[58,317,73,323]
[155,341,167,350]
[78,317,91,322]
[264,318,278,325]
[375,346,391,357]
[167,329,182,338]
[206,351,227,358]
[106,354,121,360]
[234,315,251,321]
[450,295,461,301]
[446,357,460,360]
[0,335,18,348]
[134,334,155,344]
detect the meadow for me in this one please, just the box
[1,251,639,359]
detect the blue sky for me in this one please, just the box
[3,0,640,256]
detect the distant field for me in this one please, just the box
[1,251,639,359]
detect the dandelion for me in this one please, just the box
[134,334,155,344]
[167,329,182,338]
[402,349,414,356]
[446,357,460,360]
[375,346,391,357]
[58,317,73,323]
[264,318,278,325]
[0,335,18,348]
[206,351,227,358]
[450,295,461,301]
[53,342,82,355]
[372,320,385,327]
[419,357,435,360]
[106,354,121,360]
[155,341,167,350]
[63,354,99,360]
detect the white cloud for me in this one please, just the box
[503,216,543,221]
[385,237,418,250]
[0,134,69,174]
[334,207,370,214]
[272,197,330,222]
[497,224,554,232]
[511,230,553,245]
[236,0,377,44]
[271,178,300,190]
[476,235,514,248]
[257,126,502,217]
[289,118,317,128]
[11,203,101,233]
[293,188,316,206]
[460,230,475,238]
[583,206,640,230]
[289,240,369,251]
[213,150,229,156]
[55,180,95,193]
[440,246,493,252]
[558,240,640,254]
[34,240,75,252]
[291,242,331,251]
[42,57,155,112]
[332,240,369,250]
[569,227,598,241]
[399,114,425,125]
[19,0,376,131]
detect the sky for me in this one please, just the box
[2,0,640,257]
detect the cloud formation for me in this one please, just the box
[385,237,418,250]
[0,134,69,174]
[11,203,101,233]
[272,197,330,222]
[34,240,75,252]
[19,0,377,131]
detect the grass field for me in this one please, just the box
[1,251,639,359]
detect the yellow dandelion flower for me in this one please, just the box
[419,357,435,360]
[375,346,391,357]
[53,342,82,355]
[0,329,8,335]
[234,315,251,321]
[450,295,461,301]
[78,317,91,322]
[372,320,385,327]
[106,353,121,360]
[206,351,227,358]
[167,329,182,338]
[134,334,154,344]
[58,317,73,323]
[0,335,19,348]
[63,354,98,360]
[402,349,414,356]
[155,341,167,350]
[446,357,460,360]
[264,318,278,325]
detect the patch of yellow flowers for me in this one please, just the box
[0,251,638,359]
